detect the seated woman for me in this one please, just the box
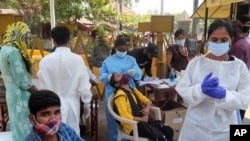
[109,72,174,141]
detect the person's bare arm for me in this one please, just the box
[140,103,151,116]
[166,54,173,69]
[133,115,149,122]
[27,85,38,93]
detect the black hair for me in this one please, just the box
[238,15,250,24]
[51,26,70,46]
[174,28,185,38]
[114,36,127,48]
[28,90,61,116]
[207,19,234,39]
[230,20,243,44]
[109,73,116,88]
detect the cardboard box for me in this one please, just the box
[163,101,187,140]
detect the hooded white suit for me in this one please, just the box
[175,55,250,141]
[38,47,92,135]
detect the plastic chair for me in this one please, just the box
[108,94,162,141]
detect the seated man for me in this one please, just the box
[24,89,85,141]
[109,72,174,141]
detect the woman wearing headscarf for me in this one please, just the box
[0,22,37,141]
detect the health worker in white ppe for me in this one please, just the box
[100,36,142,141]
[175,19,250,141]
[38,26,92,135]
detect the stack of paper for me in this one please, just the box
[138,79,163,86]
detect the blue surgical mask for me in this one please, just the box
[176,39,185,46]
[208,42,230,57]
[116,50,127,58]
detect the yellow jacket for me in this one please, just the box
[114,88,152,134]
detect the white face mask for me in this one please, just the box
[208,42,230,57]
[116,50,127,58]
[176,39,185,46]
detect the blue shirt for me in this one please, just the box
[23,123,85,141]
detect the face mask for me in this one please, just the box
[208,42,230,57]
[242,26,250,33]
[116,50,127,58]
[119,74,129,85]
[176,39,185,46]
[33,116,61,136]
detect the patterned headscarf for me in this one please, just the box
[2,22,33,73]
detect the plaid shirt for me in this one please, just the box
[228,37,250,69]
[23,122,85,141]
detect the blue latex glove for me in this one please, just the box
[201,72,226,99]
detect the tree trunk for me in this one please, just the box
[119,0,122,31]
[192,0,199,38]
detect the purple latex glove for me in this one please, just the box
[202,86,226,99]
[201,72,226,99]
[201,72,219,88]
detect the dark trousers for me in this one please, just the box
[240,110,246,120]
[130,120,174,141]
[133,79,143,93]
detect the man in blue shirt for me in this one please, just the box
[24,90,85,141]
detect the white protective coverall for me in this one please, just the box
[38,47,92,135]
[175,55,250,141]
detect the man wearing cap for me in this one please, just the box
[128,43,159,89]
[99,36,142,141]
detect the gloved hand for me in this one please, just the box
[143,75,150,81]
[201,72,219,88]
[201,72,226,99]
[84,103,91,118]
[107,74,112,82]
[202,86,226,99]
[128,69,136,76]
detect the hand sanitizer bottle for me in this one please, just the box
[169,68,175,82]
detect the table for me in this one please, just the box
[0,92,7,132]
[90,93,98,141]
[144,84,177,110]
[80,89,98,141]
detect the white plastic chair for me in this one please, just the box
[108,94,162,141]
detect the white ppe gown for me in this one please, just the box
[175,55,250,141]
[38,47,92,135]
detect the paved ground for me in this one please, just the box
[82,98,250,141]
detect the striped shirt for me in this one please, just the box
[23,122,85,141]
[229,37,250,69]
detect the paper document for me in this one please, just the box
[157,84,170,89]
[138,79,163,86]
[161,79,177,86]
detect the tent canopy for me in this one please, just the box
[191,1,232,19]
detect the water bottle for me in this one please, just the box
[169,68,175,82]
